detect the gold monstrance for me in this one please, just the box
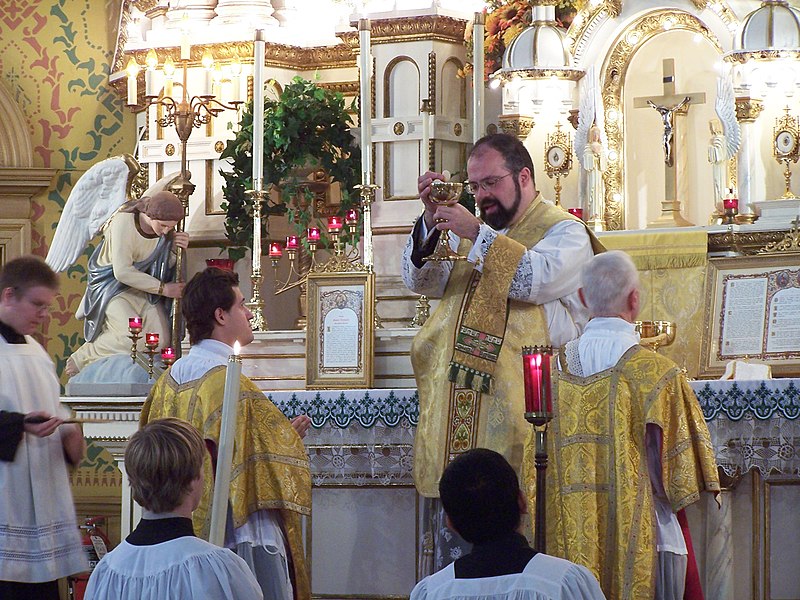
[774,107,800,199]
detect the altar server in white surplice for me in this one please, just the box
[85,418,263,600]
[410,449,605,600]
[0,256,89,600]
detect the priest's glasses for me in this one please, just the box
[423,180,467,262]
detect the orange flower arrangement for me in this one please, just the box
[463,1,581,82]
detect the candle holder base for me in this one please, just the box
[128,331,141,364]
[144,344,158,380]
[524,411,553,427]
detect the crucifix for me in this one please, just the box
[634,58,705,228]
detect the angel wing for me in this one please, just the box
[45,155,140,272]
[574,68,595,160]
[715,67,741,159]
[141,170,182,198]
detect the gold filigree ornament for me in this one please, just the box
[600,10,720,230]
[544,122,573,206]
[758,217,800,255]
[773,107,800,199]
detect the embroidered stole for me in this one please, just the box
[411,197,578,497]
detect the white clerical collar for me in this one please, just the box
[192,338,235,359]
[583,316,640,339]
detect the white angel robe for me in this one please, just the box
[410,554,606,600]
[0,336,88,582]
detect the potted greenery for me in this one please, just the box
[219,76,362,262]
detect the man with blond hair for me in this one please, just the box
[85,418,262,599]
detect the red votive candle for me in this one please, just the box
[567,207,584,220]
[307,227,321,242]
[161,347,176,361]
[268,242,283,257]
[129,316,142,332]
[145,332,159,346]
[327,216,343,232]
[286,235,300,250]
[723,197,738,211]
[345,208,359,225]
[522,351,543,413]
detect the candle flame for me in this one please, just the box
[233,341,241,355]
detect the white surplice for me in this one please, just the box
[0,336,89,582]
[84,535,263,600]
[410,553,606,600]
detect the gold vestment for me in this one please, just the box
[412,197,591,497]
[141,367,312,600]
[524,346,720,599]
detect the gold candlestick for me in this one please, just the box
[144,336,159,380]
[128,320,142,364]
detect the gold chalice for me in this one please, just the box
[635,320,676,352]
[423,180,467,262]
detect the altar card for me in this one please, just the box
[701,255,800,378]
[305,270,374,389]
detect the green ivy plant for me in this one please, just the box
[219,76,362,262]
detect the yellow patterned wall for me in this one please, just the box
[0,0,136,385]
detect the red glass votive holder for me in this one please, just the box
[286,235,300,250]
[567,208,584,221]
[522,345,554,426]
[327,216,343,232]
[145,332,159,347]
[161,347,176,366]
[345,208,359,225]
[307,227,321,242]
[128,316,143,333]
[268,242,283,258]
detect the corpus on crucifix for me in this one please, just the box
[634,58,705,228]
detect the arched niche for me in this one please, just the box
[439,57,468,175]
[383,56,420,200]
[599,10,721,229]
[0,78,56,259]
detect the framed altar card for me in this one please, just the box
[306,270,374,389]
[700,254,800,378]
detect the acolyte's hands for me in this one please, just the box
[433,204,481,242]
[291,415,312,439]
[23,411,62,438]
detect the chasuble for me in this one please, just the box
[523,346,720,599]
[141,366,312,599]
[409,197,602,496]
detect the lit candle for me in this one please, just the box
[523,351,543,413]
[358,18,372,186]
[128,316,143,332]
[201,50,214,96]
[567,207,584,221]
[180,12,190,61]
[252,30,266,187]
[307,227,321,242]
[472,11,485,145]
[286,235,300,250]
[209,341,242,547]
[145,49,158,97]
[328,216,343,232]
[145,332,159,346]
[163,56,175,98]
[161,347,176,362]
[126,57,139,106]
[230,56,242,103]
[268,242,283,257]
[723,197,738,211]
[345,208,359,225]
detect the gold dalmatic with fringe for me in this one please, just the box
[523,347,720,600]
[141,367,312,600]
[411,196,582,497]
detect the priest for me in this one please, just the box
[140,267,312,600]
[524,250,720,600]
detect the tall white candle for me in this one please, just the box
[208,341,242,547]
[253,30,266,189]
[421,99,431,172]
[126,58,138,106]
[472,11,485,144]
[358,18,372,186]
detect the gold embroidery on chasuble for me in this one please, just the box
[141,367,313,600]
[523,346,720,600]
[412,196,578,497]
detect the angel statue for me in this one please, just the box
[581,125,607,231]
[45,155,189,379]
[708,69,741,210]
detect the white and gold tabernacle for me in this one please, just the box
[3,1,800,598]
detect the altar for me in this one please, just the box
[65,373,800,600]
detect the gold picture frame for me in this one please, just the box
[306,270,375,389]
[700,254,800,378]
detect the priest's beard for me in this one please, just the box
[479,178,522,230]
